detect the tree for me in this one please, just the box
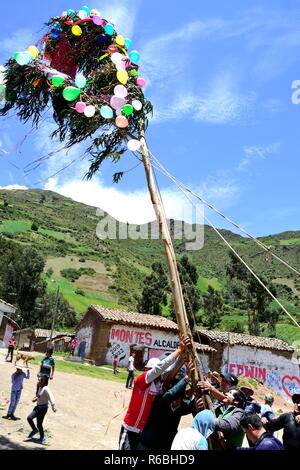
[202,285,224,329]
[226,251,277,336]
[0,239,46,326]
[170,255,201,331]
[138,262,169,315]
[35,291,77,329]
[31,222,39,231]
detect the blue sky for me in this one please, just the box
[0,0,300,236]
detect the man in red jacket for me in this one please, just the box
[119,336,191,450]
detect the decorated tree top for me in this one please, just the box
[0,5,153,180]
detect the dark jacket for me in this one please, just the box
[139,378,195,450]
[265,412,300,450]
[237,432,284,450]
[215,405,245,448]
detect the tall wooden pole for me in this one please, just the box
[140,133,214,412]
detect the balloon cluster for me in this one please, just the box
[3,6,152,155]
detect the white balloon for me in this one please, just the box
[127,139,142,152]
[84,105,96,117]
[78,10,88,19]
[132,100,142,111]
[111,53,124,64]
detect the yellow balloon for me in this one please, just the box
[71,25,83,36]
[28,45,39,58]
[116,70,128,85]
[91,9,100,15]
[115,35,125,47]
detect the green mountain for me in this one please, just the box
[1,188,300,345]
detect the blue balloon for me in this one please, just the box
[81,5,90,15]
[75,73,87,89]
[125,38,132,50]
[51,29,62,40]
[67,9,76,17]
[104,24,114,36]
[97,34,107,45]
[129,50,140,64]
[100,105,113,119]
[15,51,33,65]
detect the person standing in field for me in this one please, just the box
[126,352,136,389]
[113,354,119,375]
[27,374,56,444]
[2,365,30,420]
[5,335,16,362]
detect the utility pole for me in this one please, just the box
[49,284,60,346]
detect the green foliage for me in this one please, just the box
[60,267,96,282]
[35,291,77,329]
[31,222,39,231]
[0,237,46,326]
[202,285,224,329]
[138,262,169,315]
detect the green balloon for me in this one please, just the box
[130,70,139,77]
[123,104,134,116]
[52,76,65,87]
[62,86,81,101]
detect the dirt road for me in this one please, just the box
[0,352,133,450]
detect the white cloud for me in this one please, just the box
[238,142,280,171]
[0,184,28,190]
[42,170,240,225]
[100,0,139,38]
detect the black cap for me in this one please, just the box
[292,390,300,403]
[220,372,239,386]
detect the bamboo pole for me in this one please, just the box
[139,133,215,412]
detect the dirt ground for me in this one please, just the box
[0,349,285,450]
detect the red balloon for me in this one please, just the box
[107,45,118,54]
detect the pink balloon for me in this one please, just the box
[114,85,128,98]
[110,95,127,110]
[75,101,86,113]
[136,77,146,88]
[116,60,126,70]
[93,16,104,25]
[115,115,129,128]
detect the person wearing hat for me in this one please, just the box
[2,364,30,420]
[198,371,239,405]
[137,360,204,450]
[260,394,275,421]
[262,390,300,450]
[119,335,191,450]
[241,386,261,415]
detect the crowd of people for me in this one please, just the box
[119,336,300,451]
[2,347,56,444]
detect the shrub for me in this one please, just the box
[31,222,39,231]
[75,288,85,296]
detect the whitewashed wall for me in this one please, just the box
[105,324,180,367]
[221,344,300,402]
[74,326,93,356]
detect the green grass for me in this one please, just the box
[0,220,31,233]
[32,355,128,383]
[46,275,125,316]
[279,238,300,246]
[276,323,300,345]
[271,299,300,316]
[197,277,223,293]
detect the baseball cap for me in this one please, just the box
[145,357,161,369]
[220,372,239,386]
[292,389,300,403]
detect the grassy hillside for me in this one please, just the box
[1,189,300,345]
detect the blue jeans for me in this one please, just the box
[8,389,22,415]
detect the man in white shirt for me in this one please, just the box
[126,352,136,389]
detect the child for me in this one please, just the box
[113,354,119,375]
[2,365,30,420]
[27,374,56,444]
[39,348,55,380]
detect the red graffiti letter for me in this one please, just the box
[111,328,120,341]
[258,368,266,382]
[145,332,152,346]
[237,364,244,376]
[229,364,235,374]
[245,366,254,378]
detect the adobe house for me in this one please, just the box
[14,328,72,351]
[0,297,18,347]
[75,305,216,370]
[197,329,300,402]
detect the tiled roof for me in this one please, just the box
[198,329,294,352]
[0,298,16,310]
[193,341,217,353]
[86,306,179,331]
[3,315,20,329]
